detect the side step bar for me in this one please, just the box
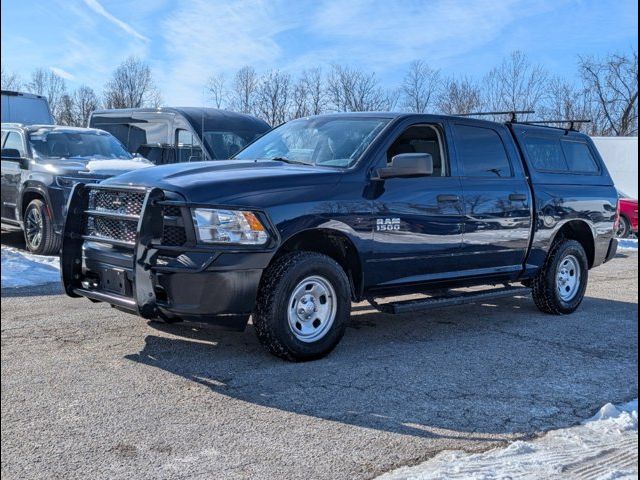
[368,285,531,314]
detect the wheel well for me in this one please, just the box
[555,220,595,268]
[20,190,45,220]
[271,229,363,301]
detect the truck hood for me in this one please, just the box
[101,160,344,205]
[35,157,152,178]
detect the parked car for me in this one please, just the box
[1,90,54,125]
[61,113,619,361]
[89,107,271,165]
[1,124,152,254]
[617,191,638,238]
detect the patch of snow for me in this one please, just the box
[378,399,638,480]
[1,246,60,288]
[85,158,152,173]
[618,238,638,251]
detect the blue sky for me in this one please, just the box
[1,0,637,105]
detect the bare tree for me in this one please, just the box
[230,66,259,115]
[256,70,291,126]
[73,85,100,127]
[290,77,310,119]
[103,57,161,109]
[579,51,638,136]
[1,65,22,90]
[206,73,228,109]
[57,94,76,126]
[326,65,394,112]
[301,68,326,116]
[400,60,440,113]
[482,51,548,120]
[539,77,596,133]
[436,76,482,114]
[26,68,67,123]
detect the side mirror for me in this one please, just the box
[377,153,434,179]
[1,148,21,159]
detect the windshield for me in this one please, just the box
[233,117,390,168]
[28,130,133,160]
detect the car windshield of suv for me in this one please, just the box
[233,117,390,168]
[28,130,133,160]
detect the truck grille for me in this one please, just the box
[84,187,187,247]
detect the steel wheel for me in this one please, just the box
[287,275,337,343]
[25,206,44,250]
[556,254,581,301]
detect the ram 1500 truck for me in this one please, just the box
[61,113,619,361]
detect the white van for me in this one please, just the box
[1,90,54,125]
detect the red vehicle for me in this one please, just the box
[617,191,638,238]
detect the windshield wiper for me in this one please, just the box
[269,156,313,166]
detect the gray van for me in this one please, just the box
[89,107,271,165]
[1,90,54,125]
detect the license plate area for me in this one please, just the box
[100,268,131,296]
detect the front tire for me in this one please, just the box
[253,252,351,361]
[532,239,589,315]
[23,199,62,255]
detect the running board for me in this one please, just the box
[367,286,531,314]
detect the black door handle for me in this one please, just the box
[509,193,527,202]
[437,194,460,202]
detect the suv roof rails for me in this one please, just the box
[517,119,592,132]
[456,110,535,122]
[0,122,26,128]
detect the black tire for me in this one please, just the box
[23,199,62,255]
[253,251,351,361]
[532,239,589,315]
[616,216,631,239]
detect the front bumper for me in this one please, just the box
[61,184,274,330]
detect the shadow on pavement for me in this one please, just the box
[127,294,638,439]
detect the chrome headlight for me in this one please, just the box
[191,208,269,245]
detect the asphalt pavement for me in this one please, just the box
[1,235,637,479]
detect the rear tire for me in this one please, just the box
[253,251,351,361]
[23,199,62,256]
[616,216,631,238]
[532,239,589,315]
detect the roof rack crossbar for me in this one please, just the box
[519,119,592,131]
[456,110,535,122]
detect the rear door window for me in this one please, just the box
[523,136,567,172]
[454,124,512,178]
[560,140,599,173]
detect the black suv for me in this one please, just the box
[1,124,152,254]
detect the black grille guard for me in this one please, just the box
[61,183,165,318]
[61,183,279,318]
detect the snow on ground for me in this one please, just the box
[618,238,638,251]
[1,246,60,288]
[378,399,638,480]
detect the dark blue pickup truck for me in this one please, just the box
[61,113,619,361]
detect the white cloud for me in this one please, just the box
[158,0,564,105]
[83,0,149,42]
[49,66,75,80]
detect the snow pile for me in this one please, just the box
[618,238,638,251]
[378,399,638,480]
[85,158,152,173]
[1,246,61,288]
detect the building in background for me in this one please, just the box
[592,137,638,198]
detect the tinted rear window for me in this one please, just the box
[523,136,567,171]
[561,140,599,173]
[454,124,512,178]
